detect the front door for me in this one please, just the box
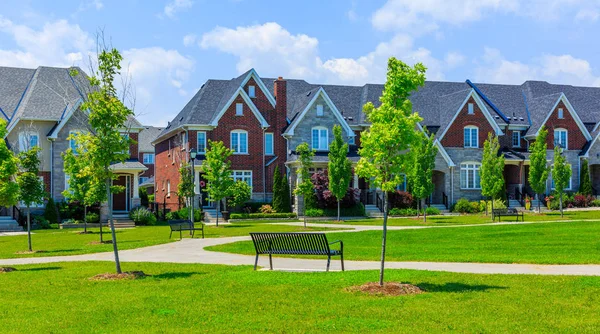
[199,174,210,207]
[112,175,130,212]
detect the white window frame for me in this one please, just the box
[69,131,81,154]
[460,162,481,190]
[121,133,130,155]
[18,131,39,152]
[554,128,568,150]
[232,170,253,191]
[512,131,521,148]
[167,180,171,195]
[230,130,248,154]
[467,103,474,114]
[248,85,256,98]
[551,164,573,190]
[139,176,149,184]
[264,132,274,156]
[316,104,324,117]
[558,108,564,119]
[349,136,355,145]
[143,153,155,164]
[236,103,243,116]
[311,126,328,151]
[197,131,207,154]
[463,126,479,148]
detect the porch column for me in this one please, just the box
[133,172,140,199]
[353,172,359,188]
[195,170,200,194]
[519,162,524,192]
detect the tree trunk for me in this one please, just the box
[106,178,122,274]
[491,196,494,220]
[84,206,87,233]
[303,195,307,229]
[216,199,219,227]
[538,193,541,213]
[560,192,563,217]
[337,199,340,222]
[27,206,32,252]
[423,198,427,223]
[416,200,420,218]
[379,191,388,287]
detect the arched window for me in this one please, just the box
[554,128,568,150]
[463,126,479,148]
[460,162,481,189]
[231,130,248,154]
[311,126,328,150]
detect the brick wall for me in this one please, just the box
[441,96,496,148]
[499,129,526,150]
[545,100,588,151]
[129,132,139,160]
[138,150,155,179]
[154,134,184,211]
[39,171,51,195]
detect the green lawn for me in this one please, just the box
[0,262,599,332]
[209,220,600,264]
[0,223,335,259]
[315,209,600,226]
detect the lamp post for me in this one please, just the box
[190,148,197,224]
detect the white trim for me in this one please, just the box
[264,132,274,155]
[311,126,329,151]
[583,130,600,158]
[284,87,354,138]
[416,122,455,167]
[512,130,521,148]
[232,170,253,191]
[534,93,592,141]
[230,129,248,154]
[47,99,85,139]
[438,89,504,142]
[210,87,269,128]
[460,161,482,190]
[463,125,479,148]
[240,69,276,107]
[554,128,568,150]
[197,131,207,154]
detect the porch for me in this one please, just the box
[101,161,148,221]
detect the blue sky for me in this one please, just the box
[1,0,599,126]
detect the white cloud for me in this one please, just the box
[575,8,599,22]
[200,22,449,85]
[183,33,197,47]
[445,52,466,69]
[164,0,193,19]
[474,48,600,86]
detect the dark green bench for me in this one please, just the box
[168,219,205,240]
[492,208,524,222]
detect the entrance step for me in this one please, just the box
[365,205,383,218]
[429,204,449,213]
[0,216,22,232]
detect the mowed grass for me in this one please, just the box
[1,262,600,332]
[316,209,600,226]
[0,223,335,259]
[209,220,600,264]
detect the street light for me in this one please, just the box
[190,148,197,224]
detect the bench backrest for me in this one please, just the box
[250,233,330,255]
[492,209,509,214]
[168,219,192,231]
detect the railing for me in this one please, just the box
[12,206,22,225]
[442,192,448,209]
[376,192,384,212]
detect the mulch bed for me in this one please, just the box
[77,231,94,235]
[90,271,148,281]
[14,250,47,255]
[0,267,17,273]
[348,282,425,296]
[88,240,113,245]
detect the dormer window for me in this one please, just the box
[512,131,521,148]
[248,85,256,98]
[558,108,564,119]
[467,103,474,114]
[236,103,243,116]
[316,104,324,117]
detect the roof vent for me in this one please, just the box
[179,116,183,122]
[306,91,311,97]
[495,116,499,119]
[519,117,524,121]
[348,117,353,120]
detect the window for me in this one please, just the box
[248,85,256,98]
[121,133,130,155]
[236,103,243,116]
[460,163,481,189]
[554,128,568,149]
[467,103,474,114]
[264,133,274,155]
[558,108,564,119]
[311,127,328,150]
[181,132,187,150]
[167,180,171,194]
[65,175,70,193]
[231,130,248,154]
[232,171,252,190]
[143,153,155,164]
[18,132,39,151]
[197,131,207,154]
[396,174,407,191]
[463,126,479,148]
[69,131,80,153]
[349,136,355,145]
[512,131,521,148]
[551,165,572,190]
[140,177,149,184]
[316,104,324,117]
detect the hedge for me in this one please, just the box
[229,213,297,219]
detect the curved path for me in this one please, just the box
[3,222,600,275]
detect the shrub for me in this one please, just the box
[591,199,600,207]
[44,197,58,225]
[484,199,506,212]
[129,207,157,226]
[573,193,594,207]
[259,204,275,214]
[389,208,418,216]
[310,170,359,209]
[453,198,475,213]
[139,187,149,207]
[241,202,271,213]
[148,194,155,202]
[228,181,252,209]
[305,208,325,217]
[85,212,100,224]
[425,207,441,215]
[388,191,414,209]
[229,213,297,219]
[33,216,50,229]
[165,212,177,221]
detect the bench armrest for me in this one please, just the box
[329,240,343,252]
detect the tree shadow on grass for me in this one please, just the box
[152,272,208,279]
[20,266,62,272]
[221,225,251,229]
[417,282,508,293]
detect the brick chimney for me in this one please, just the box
[274,77,287,128]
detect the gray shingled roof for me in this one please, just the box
[138,126,163,152]
[0,66,35,120]
[110,161,148,170]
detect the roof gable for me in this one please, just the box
[534,93,592,141]
[241,69,276,107]
[210,87,269,128]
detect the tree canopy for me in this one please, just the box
[408,129,437,221]
[480,133,505,201]
[328,125,352,221]
[0,119,19,208]
[203,140,234,226]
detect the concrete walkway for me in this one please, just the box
[3,231,600,276]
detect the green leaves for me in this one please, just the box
[228,180,251,208]
[0,119,19,207]
[328,125,352,202]
[62,133,105,206]
[552,145,572,195]
[178,163,195,200]
[203,140,234,204]
[294,142,314,198]
[17,146,45,207]
[408,130,437,200]
[480,133,505,199]
[529,126,549,196]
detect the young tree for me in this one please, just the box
[480,133,505,215]
[552,146,572,217]
[17,147,45,252]
[294,142,315,228]
[203,140,234,227]
[328,125,352,221]
[76,47,134,274]
[0,120,19,210]
[178,163,195,222]
[580,159,593,196]
[356,57,425,286]
[281,173,291,213]
[229,180,252,209]
[272,166,284,213]
[528,126,549,212]
[62,134,105,235]
[408,130,437,222]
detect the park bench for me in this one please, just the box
[168,219,205,240]
[250,232,344,272]
[492,208,524,222]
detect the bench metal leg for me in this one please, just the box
[340,254,345,272]
[169,231,172,239]
[191,230,195,239]
[202,228,204,239]
[326,256,331,272]
[179,230,182,241]
[269,253,273,270]
[254,254,259,271]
